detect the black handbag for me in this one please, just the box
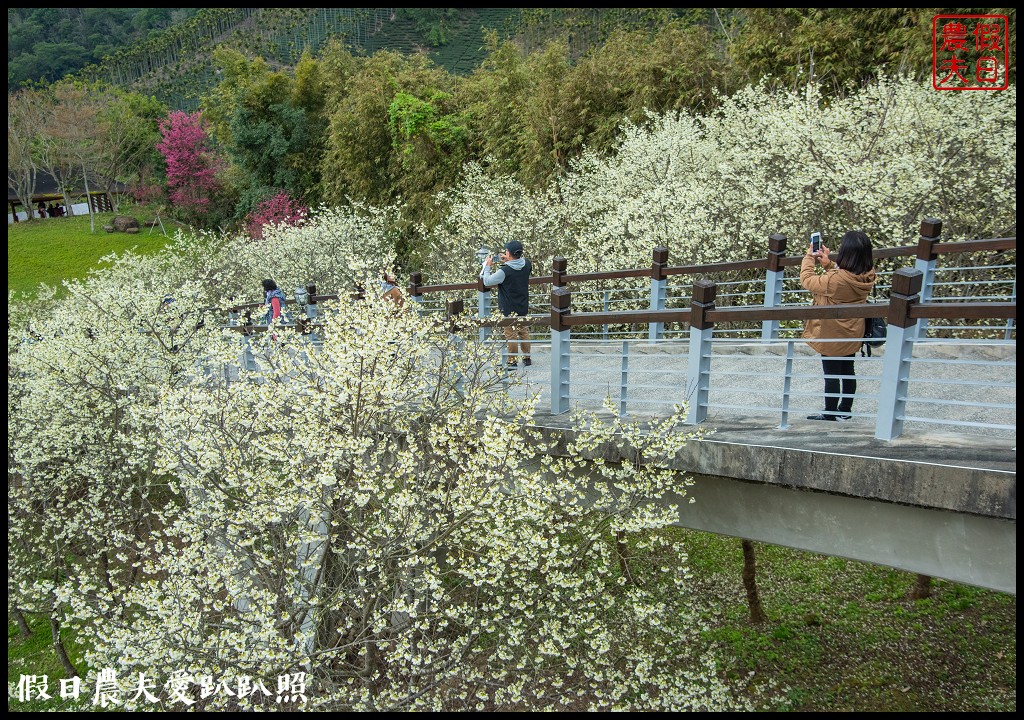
[865,316,887,345]
[860,283,887,357]
[862,314,887,357]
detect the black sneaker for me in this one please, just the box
[523,357,532,367]
[806,414,837,421]
[834,414,852,421]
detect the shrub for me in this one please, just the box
[245,191,309,241]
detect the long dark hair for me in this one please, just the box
[835,231,874,275]
[262,278,278,293]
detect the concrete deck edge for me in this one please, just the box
[529,421,1017,521]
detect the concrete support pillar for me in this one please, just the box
[913,218,941,340]
[303,283,321,348]
[295,503,330,658]
[241,335,258,372]
[550,286,571,415]
[762,233,787,340]
[1006,279,1016,340]
[619,339,629,418]
[875,268,923,441]
[476,276,492,344]
[685,279,716,425]
[778,340,796,429]
[648,246,668,341]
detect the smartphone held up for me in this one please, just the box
[810,231,822,254]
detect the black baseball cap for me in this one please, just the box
[504,240,524,258]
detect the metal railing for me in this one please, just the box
[538,335,1014,439]
[218,218,1015,442]
[535,265,1015,441]
[406,217,1015,343]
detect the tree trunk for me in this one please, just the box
[50,613,80,678]
[13,606,32,640]
[82,161,95,233]
[741,539,768,624]
[615,530,637,586]
[909,573,933,600]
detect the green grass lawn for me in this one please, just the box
[8,210,175,297]
[8,613,90,711]
[678,531,1017,712]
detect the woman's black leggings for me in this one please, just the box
[821,354,857,414]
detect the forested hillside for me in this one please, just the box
[7,8,200,89]
[17,8,1010,112]
[9,8,526,108]
[9,8,710,102]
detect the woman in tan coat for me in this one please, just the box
[800,230,877,421]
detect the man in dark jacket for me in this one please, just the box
[482,240,533,370]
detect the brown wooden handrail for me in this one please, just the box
[547,300,1015,330]
[419,282,478,293]
[220,294,341,313]
[778,244,920,267]
[410,235,1015,297]
[910,302,1016,320]
[563,309,691,327]
[934,237,1016,254]
[665,259,767,275]
[219,229,1016,308]
[219,299,1014,336]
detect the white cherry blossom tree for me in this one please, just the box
[421,75,1015,282]
[10,239,748,710]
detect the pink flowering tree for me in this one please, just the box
[156,110,222,221]
[245,191,309,241]
[130,183,165,206]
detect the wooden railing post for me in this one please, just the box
[875,268,923,441]
[445,298,464,335]
[648,246,669,341]
[550,286,572,415]
[445,298,467,395]
[552,256,567,288]
[685,279,716,425]
[305,283,318,318]
[913,218,941,339]
[305,283,323,347]
[409,272,423,316]
[763,233,788,340]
